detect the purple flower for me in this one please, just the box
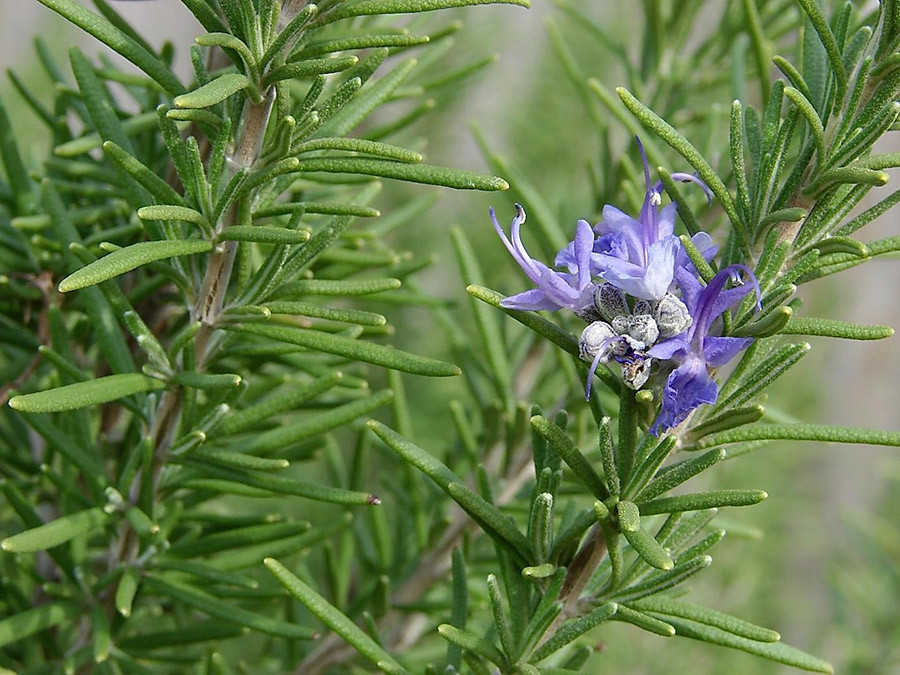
[558,138,711,301]
[492,203,596,314]
[648,265,761,435]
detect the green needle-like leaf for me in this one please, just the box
[174,73,251,109]
[115,566,140,617]
[1,507,111,552]
[532,416,608,499]
[630,597,779,642]
[795,0,846,105]
[265,558,406,674]
[219,226,311,245]
[689,423,900,450]
[144,575,317,639]
[138,205,210,230]
[292,157,508,190]
[530,603,618,662]
[638,490,768,515]
[447,482,533,561]
[321,0,530,23]
[662,615,833,672]
[438,624,507,668]
[0,602,82,648]
[36,0,183,94]
[227,323,460,377]
[58,240,212,292]
[9,373,165,413]
[780,316,895,340]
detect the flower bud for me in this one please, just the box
[595,284,629,322]
[579,321,616,362]
[655,293,692,339]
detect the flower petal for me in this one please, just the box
[650,354,719,435]
[500,289,562,311]
[703,336,754,367]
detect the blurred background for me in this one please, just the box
[1,0,898,672]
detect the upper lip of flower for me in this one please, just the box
[559,137,713,301]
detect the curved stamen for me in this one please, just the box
[584,335,620,399]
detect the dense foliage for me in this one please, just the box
[0,1,898,674]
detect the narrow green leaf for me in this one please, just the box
[485,574,514,658]
[321,0,530,23]
[90,603,111,663]
[154,559,258,588]
[0,602,82,648]
[638,489,768,515]
[69,47,133,153]
[662,616,833,673]
[59,240,212,292]
[274,278,401,297]
[195,33,256,71]
[715,342,810,410]
[438,624,506,668]
[688,424,900,450]
[731,305,793,338]
[172,372,242,391]
[617,87,748,251]
[447,482,532,561]
[687,407,765,440]
[215,373,341,437]
[611,605,675,637]
[612,556,713,604]
[243,391,394,455]
[630,597,779,643]
[531,416,608,500]
[167,521,311,558]
[103,141,187,206]
[265,57,359,84]
[186,462,379,506]
[138,205,210,229]
[174,73,250,109]
[294,137,422,163]
[2,507,110,552]
[447,549,468,668]
[260,3,318,66]
[759,207,807,231]
[368,421,531,560]
[265,558,406,673]
[783,86,826,164]
[262,301,385,326]
[208,516,350,572]
[314,58,417,139]
[227,323,460,377]
[218,226,310,245]
[530,603,618,662]
[9,374,165,413]
[805,236,867,257]
[295,34,430,60]
[118,622,245,650]
[779,316,894,340]
[189,449,289,472]
[795,0,846,105]
[144,575,316,639]
[115,566,140,617]
[466,285,579,358]
[36,0,183,94]
[451,227,512,405]
[0,99,34,212]
[293,157,508,190]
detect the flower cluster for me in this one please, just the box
[491,139,759,435]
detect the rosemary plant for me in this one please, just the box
[1,0,899,674]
